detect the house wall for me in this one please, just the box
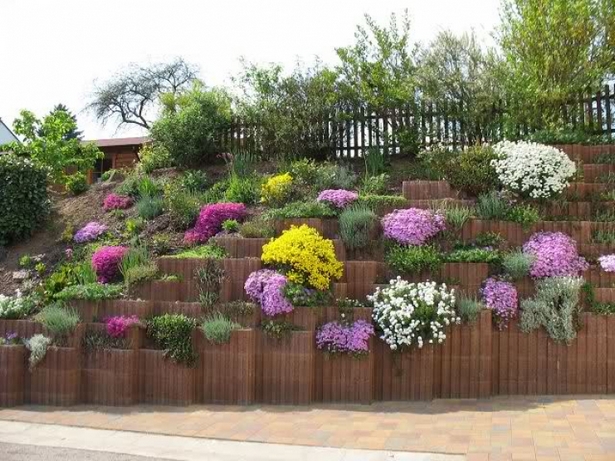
[0,122,18,145]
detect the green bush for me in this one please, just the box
[501,250,535,280]
[339,205,378,250]
[506,203,542,228]
[457,296,484,323]
[356,194,407,212]
[35,304,80,343]
[221,219,240,233]
[137,144,174,174]
[363,147,388,177]
[201,313,240,345]
[443,205,473,232]
[267,201,337,219]
[136,195,165,220]
[0,154,50,245]
[224,175,260,204]
[315,163,357,190]
[65,172,89,195]
[180,170,209,192]
[171,244,228,259]
[239,217,275,238]
[445,144,499,196]
[476,192,508,220]
[146,314,197,365]
[385,244,443,275]
[445,247,501,264]
[53,283,123,301]
[360,173,389,195]
[164,185,204,230]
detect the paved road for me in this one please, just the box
[0,442,174,461]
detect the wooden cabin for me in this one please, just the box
[83,136,150,183]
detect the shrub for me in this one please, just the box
[314,163,357,191]
[164,187,203,230]
[103,193,133,211]
[360,174,389,195]
[266,201,337,219]
[339,205,378,250]
[184,202,246,244]
[106,315,140,338]
[221,219,239,233]
[520,277,584,343]
[120,246,156,288]
[446,144,499,196]
[137,144,174,173]
[457,296,484,323]
[202,313,240,345]
[356,194,407,212]
[501,250,535,280]
[146,314,197,365]
[316,320,374,356]
[151,234,173,256]
[382,208,446,246]
[0,291,35,319]
[492,141,576,199]
[443,205,473,232]
[65,172,89,195]
[445,247,501,264]
[476,192,509,220]
[225,175,260,205]
[506,203,541,228]
[261,225,343,290]
[316,189,359,209]
[92,246,128,283]
[261,173,293,206]
[481,278,518,329]
[171,244,228,259]
[35,304,80,341]
[385,244,443,275]
[25,334,52,370]
[240,217,275,238]
[53,283,123,301]
[245,269,293,316]
[0,154,50,245]
[522,232,588,279]
[136,195,164,220]
[364,147,388,177]
[179,170,209,192]
[369,278,458,350]
[599,254,615,272]
[74,222,108,243]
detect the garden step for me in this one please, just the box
[402,180,454,200]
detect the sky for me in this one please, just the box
[0,0,500,140]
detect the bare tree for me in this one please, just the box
[88,57,198,130]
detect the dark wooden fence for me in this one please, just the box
[223,84,615,158]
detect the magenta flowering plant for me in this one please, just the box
[105,315,140,338]
[522,232,588,279]
[92,246,128,283]
[316,189,359,209]
[316,320,374,356]
[244,269,293,316]
[103,193,133,211]
[598,254,615,272]
[74,222,108,243]
[481,278,518,329]
[382,208,446,246]
[184,202,246,244]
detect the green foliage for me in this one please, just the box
[267,201,337,219]
[35,304,80,342]
[19,255,33,268]
[195,259,225,308]
[592,229,615,244]
[201,313,240,345]
[53,283,123,301]
[261,319,300,339]
[416,147,456,180]
[339,205,378,250]
[224,175,260,204]
[443,205,473,232]
[457,295,484,323]
[364,147,388,177]
[120,246,157,289]
[179,170,209,192]
[225,148,258,178]
[359,173,389,195]
[239,217,275,238]
[595,153,615,164]
[445,144,499,196]
[506,203,542,228]
[474,232,505,249]
[385,244,443,275]
[83,330,130,351]
[137,176,163,198]
[151,234,173,256]
[137,144,174,174]
[356,194,407,212]
[283,282,332,307]
[65,172,89,195]
[124,217,144,238]
[151,82,232,167]
[171,244,228,259]
[476,192,509,220]
[163,182,205,230]
[526,129,615,146]
[221,219,240,233]
[146,314,197,365]
[314,163,357,191]
[136,195,164,220]
[0,154,50,245]
[501,250,535,280]
[520,276,584,343]
[445,247,501,264]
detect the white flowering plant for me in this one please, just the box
[492,141,576,199]
[0,290,34,319]
[368,278,459,350]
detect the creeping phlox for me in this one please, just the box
[382,208,446,246]
[598,254,615,272]
[492,141,576,199]
[369,278,459,350]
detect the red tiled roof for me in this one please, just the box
[82,136,151,148]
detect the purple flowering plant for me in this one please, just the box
[74,222,108,243]
[316,320,374,356]
[105,315,140,338]
[481,278,518,329]
[92,246,128,283]
[184,203,246,244]
[316,189,359,209]
[522,232,588,279]
[382,208,446,246]
[103,193,133,211]
[0,332,21,345]
[244,269,294,316]
[598,254,615,272]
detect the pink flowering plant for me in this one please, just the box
[245,269,293,316]
[382,208,446,246]
[92,246,128,283]
[184,203,246,244]
[105,315,140,338]
[74,222,108,243]
[316,320,374,356]
[598,254,615,272]
[522,232,588,279]
[103,193,133,211]
[481,278,518,329]
[316,189,359,209]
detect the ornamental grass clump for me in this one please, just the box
[74,222,108,243]
[261,225,343,290]
[369,278,459,350]
[316,320,374,356]
[92,246,129,283]
[244,269,293,316]
[522,232,588,279]
[184,202,246,244]
[316,189,359,209]
[492,141,576,199]
[103,193,133,211]
[598,254,615,272]
[480,278,518,329]
[382,208,446,246]
[501,250,535,280]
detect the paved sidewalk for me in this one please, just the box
[0,421,460,461]
[0,397,614,460]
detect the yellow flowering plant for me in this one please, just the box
[261,225,343,290]
[261,173,293,206]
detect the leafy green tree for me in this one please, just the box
[498,0,613,131]
[38,104,83,140]
[6,109,102,185]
